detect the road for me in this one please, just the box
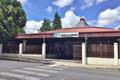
[0,60,120,80]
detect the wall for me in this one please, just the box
[1,53,43,60]
[87,57,116,66]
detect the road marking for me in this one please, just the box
[0,79,6,80]
[13,69,50,77]
[0,72,24,78]
[13,69,36,75]
[0,72,41,80]
[36,66,64,71]
[22,76,41,80]
[23,67,58,73]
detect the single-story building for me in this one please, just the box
[1,18,120,66]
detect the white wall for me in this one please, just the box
[1,53,43,60]
[87,57,116,66]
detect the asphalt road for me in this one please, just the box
[0,60,120,80]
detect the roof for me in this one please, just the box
[74,17,89,27]
[43,27,116,33]
[16,27,120,39]
[16,16,120,39]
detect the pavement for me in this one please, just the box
[1,56,120,71]
[49,59,120,71]
[0,60,120,80]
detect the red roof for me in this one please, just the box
[16,27,120,39]
[44,27,115,33]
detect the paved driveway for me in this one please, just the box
[0,60,120,80]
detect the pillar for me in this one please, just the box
[82,42,87,65]
[23,40,26,53]
[114,42,119,66]
[19,43,23,55]
[0,44,2,56]
[42,43,46,59]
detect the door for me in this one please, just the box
[73,45,82,60]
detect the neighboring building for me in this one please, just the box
[3,17,120,66]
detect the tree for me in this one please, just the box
[52,12,62,30]
[40,18,51,32]
[0,0,27,43]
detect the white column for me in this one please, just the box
[23,40,26,53]
[0,44,2,56]
[19,43,23,55]
[114,42,119,66]
[42,43,46,59]
[82,42,87,65]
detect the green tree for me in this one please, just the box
[40,18,51,32]
[0,0,27,43]
[52,12,62,30]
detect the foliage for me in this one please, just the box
[52,12,62,30]
[40,18,51,32]
[0,0,27,43]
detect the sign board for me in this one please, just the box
[54,32,79,38]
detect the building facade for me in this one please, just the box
[1,18,120,66]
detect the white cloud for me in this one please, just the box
[115,25,120,30]
[25,20,43,34]
[46,6,53,13]
[53,0,73,8]
[88,20,97,26]
[97,6,120,27]
[61,10,96,28]
[81,0,108,10]
[61,10,80,28]
[17,0,27,5]
[96,0,107,4]
[81,0,95,10]
[70,7,76,11]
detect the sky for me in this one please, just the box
[17,0,120,33]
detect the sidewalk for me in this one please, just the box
[48,59,120,71]
[1,56,120,71]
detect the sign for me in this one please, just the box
[54,32,79,38]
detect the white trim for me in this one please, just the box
[82,43,87,65]
[114,42,119,66]
[0,44,2,55]
[42,43,46,59]
[19,43,23,55]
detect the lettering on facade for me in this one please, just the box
[54,32,79,38]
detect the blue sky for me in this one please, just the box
[18,0,120,33]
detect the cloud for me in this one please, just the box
[61,10,80,28]
[115,25,120,30]
[17,0,27,5]
[70,7,76,11]
[61,10,96,28]
[53,0,73,8]
[81,0,108,10]
[97,6,120,27]
[46,6,53,13]
[88,20,97,26]
[25,20,43,33]
[96,0,107,4]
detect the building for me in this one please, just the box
[2,18,120,66]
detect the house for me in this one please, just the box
[3,17,120,66]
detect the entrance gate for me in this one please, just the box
[56,41,82,60]
[73,45,82,60]
[46,38,82,60]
